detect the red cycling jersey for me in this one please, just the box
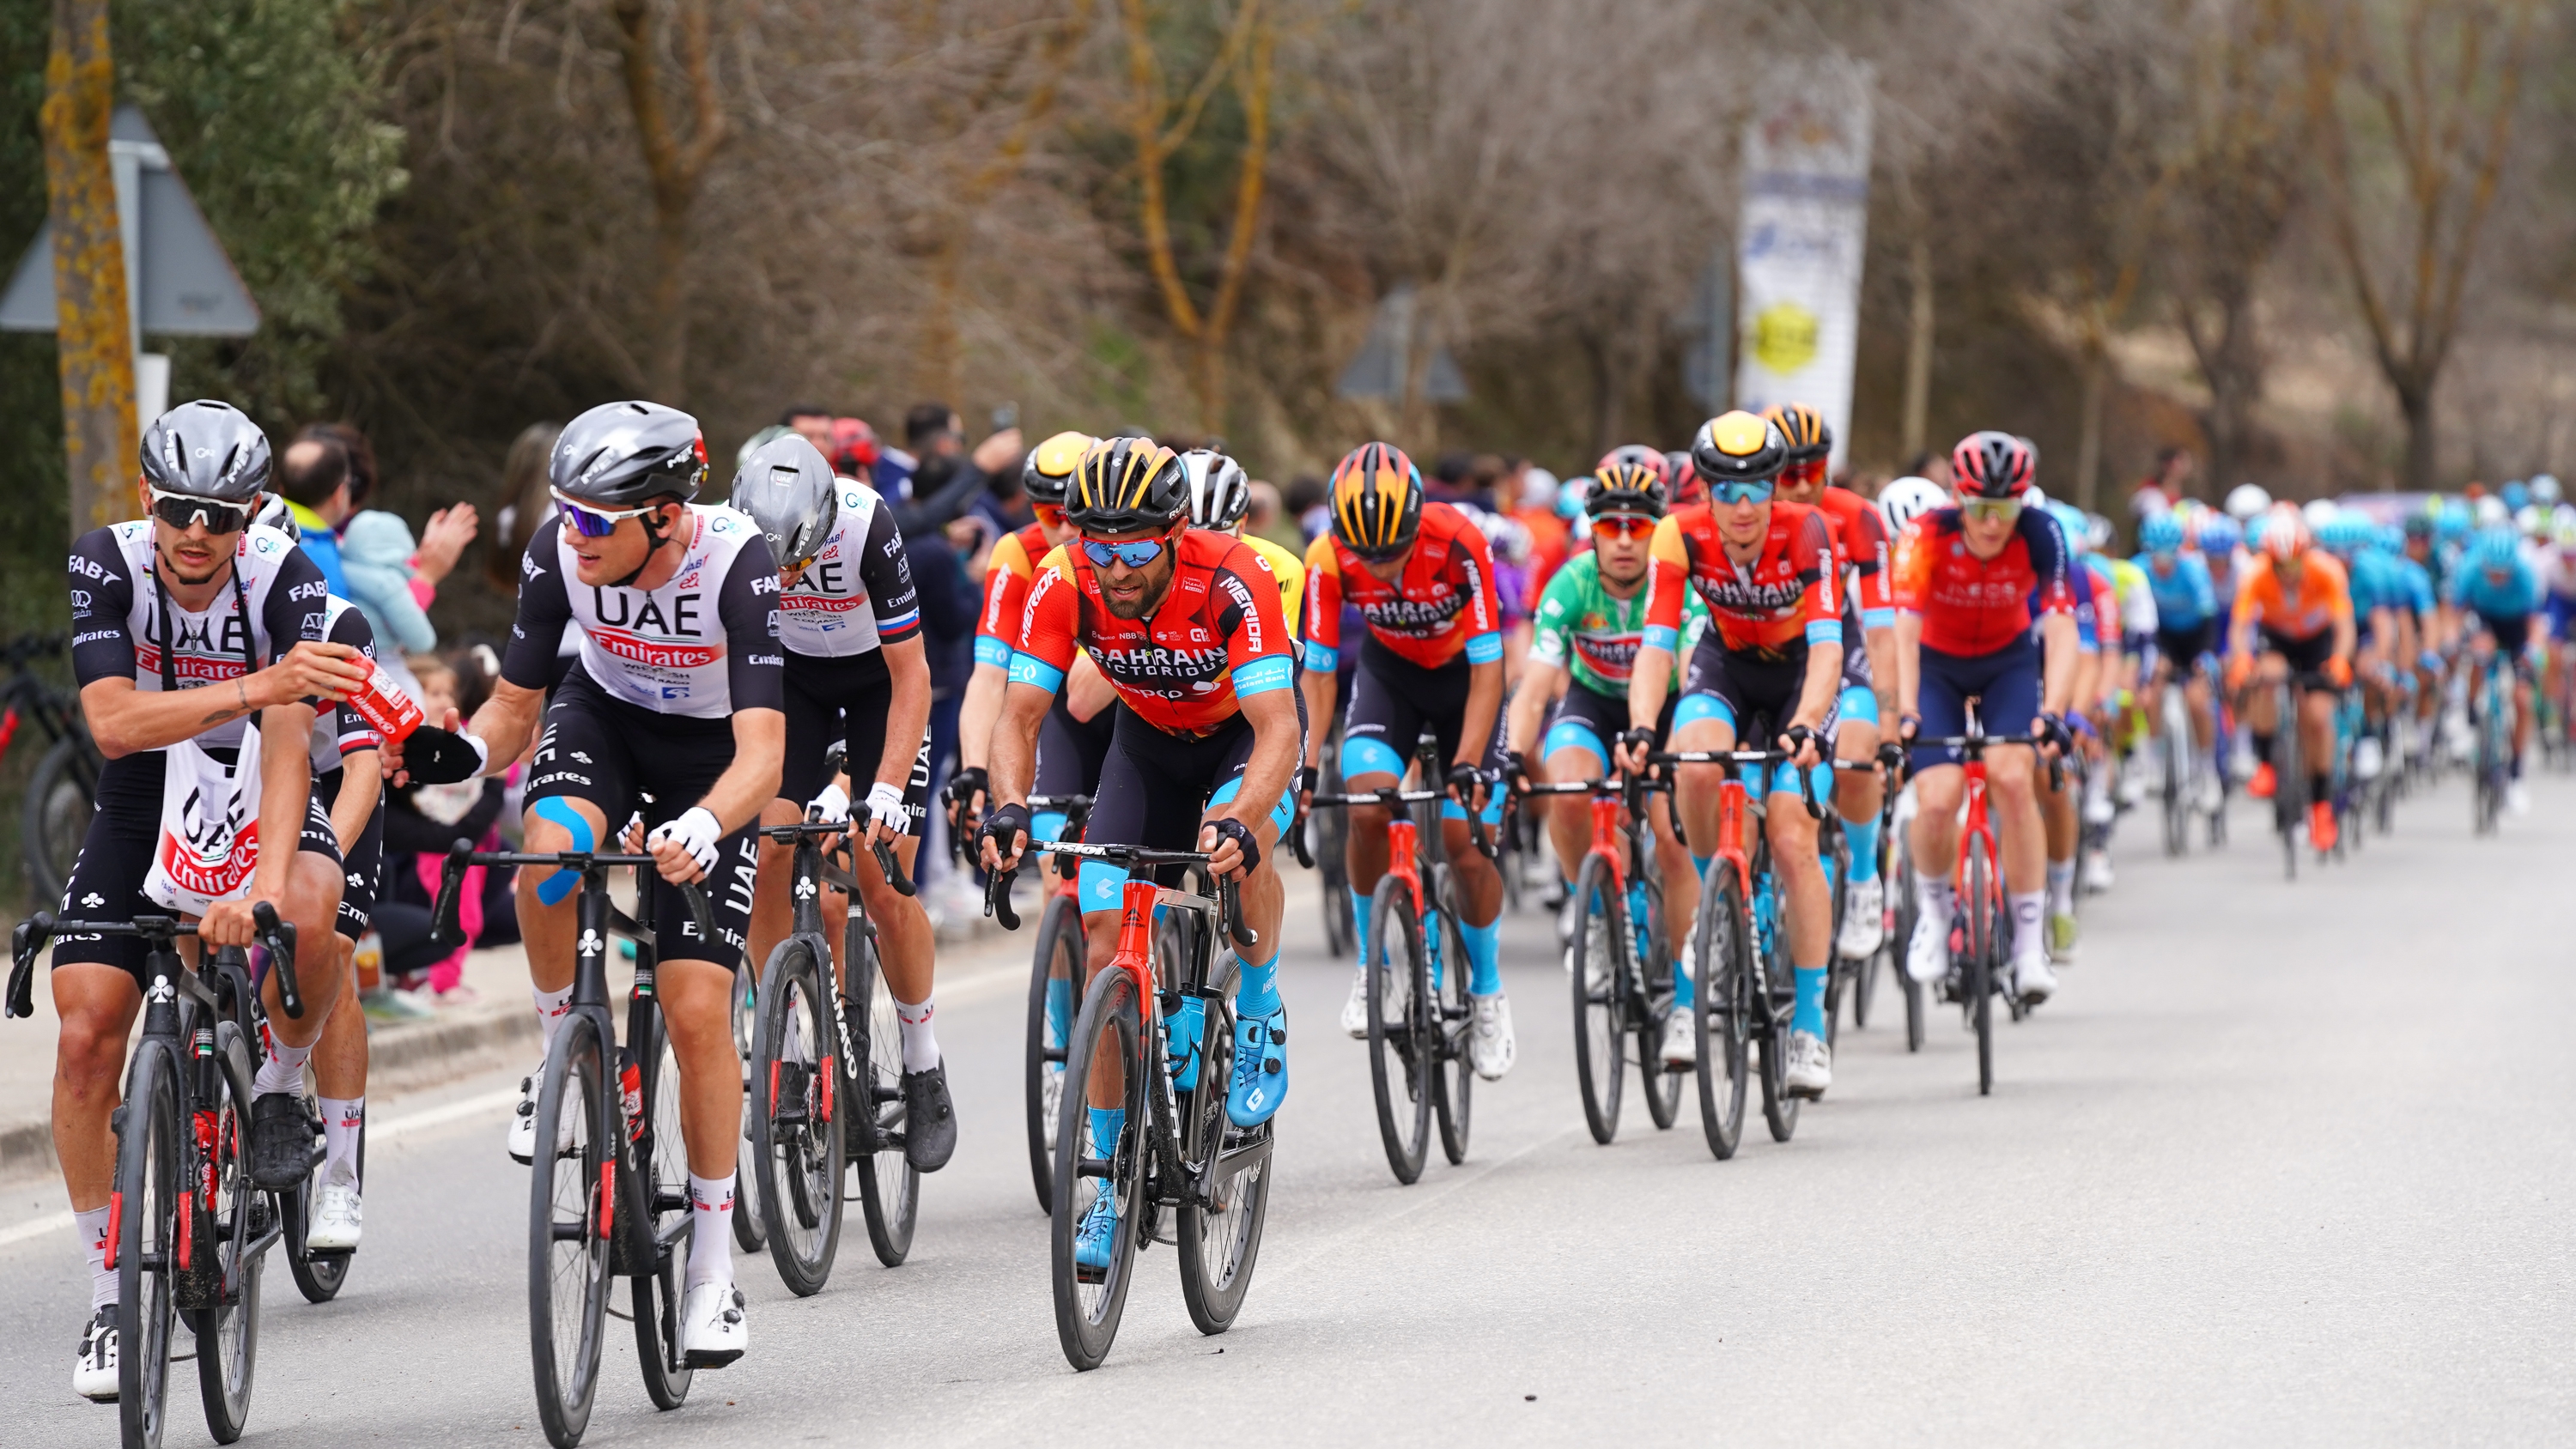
[1010,530,1297,737]
[1643,501,1841,658]
[972,520,1054,670]
[1890,506,2074,656]
[1809,485,1893,621]
[1303,501,1504,672]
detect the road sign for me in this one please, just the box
[1336,283,1467,404]
[0,106,259,338]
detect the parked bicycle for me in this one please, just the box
[1,631,103,907]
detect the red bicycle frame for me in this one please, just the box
[1381,815,1425,918]
[1953,758,2001,904]
[1711,777,1754,896]
[1109,876,1162,1027]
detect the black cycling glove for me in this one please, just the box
[1209,816,1261,876]
[979,801,1030,861]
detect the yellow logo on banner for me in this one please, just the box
[1752,301,1819,375]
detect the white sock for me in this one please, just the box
[533,984,574,1054]
[894,995,940,1073]
[254,1037,313,1097]
[2046,859,2075,916]
[1915,871,1955,924]
[2009,892,2047,961]
[76,1205,114,1309]
[318,1096,363,1189]
[685,1173,735,1289]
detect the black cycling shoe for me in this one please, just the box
[250,1091,315,1190]
[899,1063,957,1172]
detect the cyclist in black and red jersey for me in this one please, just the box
[1298,443,1517,1078]
[1619,411,1851,1097]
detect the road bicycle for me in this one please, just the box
[2468,646,2517,836]
[1020,792,1093,1214]
[1512,763,1680,1144]
[9,903,302,1449]
[1906,716,2058,1097]
[1308,726,1356,958]
[2151,657,2210,858]
[987,840,1273,1370]
[281,1048,364,1306]
[742,819,918,1295]
[0,631,104,906]
[1309,730,1490,1185]
[430,841,717,1449]
[1885,782,1927,1053]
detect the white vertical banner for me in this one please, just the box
[1734,58,1874,473]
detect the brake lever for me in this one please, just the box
[254,900,303,1020]
[429,838,473,952]
[872,839,916,897]
[6,912,52,1019]
[985,863,1021,931]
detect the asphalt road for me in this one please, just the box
[4,773,2573,1447]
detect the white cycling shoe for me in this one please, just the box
[2509,781,2532,816]
[1836,877,1886,959]
[1783,1029,1832,1100]
[1662,1007,1698,1067]
[506,1068,577,1164]
[1339,973,1370,1040]
[74,1306,118,1402]
[1905,907,1952,985]
[681,1281,748,1367]
[2014,953,2059,1006]
[1467,992,1516,1081]
[306,1179,363,1252]
[2081,848,2115,894]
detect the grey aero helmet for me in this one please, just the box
[1180,447,1251,530]
[142,399,270,501]
[550,400,708,509]
[729,433,841,571]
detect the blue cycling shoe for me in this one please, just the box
[1225,1006,1288,1127]
[1073,1187,1120,1282]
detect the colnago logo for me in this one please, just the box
[591,627,721,670]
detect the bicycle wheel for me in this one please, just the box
[1635,870,1682,1131]
[1430,868,1473,1167]
[1965,835,1997,1097]
[1566,855,1625,1143]
[1820,831,1850,1052]
[2275,690,2305,879]
[1176,979,1272,1336]
[526,1016,610,1449]
[1890,828,1925,1052]
[1690,858,1750,1161]
[847,921,918,1266]
[285,1102,359,1303]
[750,937,843,1296]
[189,1024,260,1444]
[24,732,96,907]
[115,1040,181,1449]
[1757,920,1800,1143]
[1024,894,1084,1214]
[1049,963,1148,1370]
[731,968,765,1255]
[1364,874,1431,1184]
[630,1010,696,1404]
[2161,699,2191,858]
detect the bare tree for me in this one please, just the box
[611,0,730,403]
[42,0,135,533]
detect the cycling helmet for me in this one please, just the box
[2199,514,2242,554]
[1473,508,1532,567]
[735,423,793,473]
[2438,500,2472,540]
[1762,402,1832,464]
[1555,473,1589,520]
[551,400,707,507]
[2261,502,2310,560]
[1691,411,1790,486]
[2471,525,2521,571]
[252,494,299,539]
[1666,451,1706,506]
[2533,473,2562,506]
[829,416,880,476]
[1021,430,1093,508]
[2301,497,2341,533]
[2224,482,2272,520]
[2500,479,2530,512]
[2552,509,2576,549]
[2044,501,2093,553]
[2403,512,2434,539]
[1586,459,1668,519]
[2518,503,2548,539]
[1950,430,2037,500]
[2140,512,2185,554]
[1876,476,1949,535]
[728,433,840,571]
[2473,494,2510,529]
[1595,445,1670,486]
[1067,435,1189,536]
[1520,466,1560,512]
[1180,448,1252,530]
[1328,441,1424,558]
[141,399,271,503]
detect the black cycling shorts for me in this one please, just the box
[317,767,386,941]
[1076,704,1303,914]
[524,668,759,969]
[2155,621,2218,673]
[2258,626,2336,682]
[54,750,342,986]
[1340,636,1506,790]
[780,658,931,831]
[1675,632,1852,744]
[1036,698,1116,802]
[1540,680,1675,765]
[2478,611,2531,661]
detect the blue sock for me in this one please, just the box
[1045,976,1072,1045]
[1672,943,1697,1009]
[1844,812,1880,882]
[1794,966,1827,1038]
[1692,852,1714,882]
[1236,952,1282,1020]
[1348,889,1372,970]
[1168,995,1206,1090]
[1088,1106,1125,1155]
[1461,917,1501,997]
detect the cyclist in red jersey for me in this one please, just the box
[1888,431,2079,1007]
[1765,403,1898,963]
[1299,442,1517,1076]
[1620,411,1850,1097]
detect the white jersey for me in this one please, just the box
[501,505,784,719]
[775,481,922,660]
[69,519,330,750]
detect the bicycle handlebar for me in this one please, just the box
[982,840,1256,949]
[1652,748,1827,820]
[756,820,917,898]
[6,905,297,1019]
[432,839,718,952]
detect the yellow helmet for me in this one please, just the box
[1021,430,1094,507]
[1066,436,1188,535]
[1690,410,1789,486]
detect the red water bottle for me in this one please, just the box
[345,658,426,743]
[619,1062,645,1141]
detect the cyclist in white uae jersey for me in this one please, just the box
[55,400,371,1401]
[729,435,957,1169]
[387,400,781,1369]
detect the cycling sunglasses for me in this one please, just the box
[1590,515,1657,541]
[1710,479,1775,506]
[1960,496,2023,524]
[1080,537,1167,569]
[145,486,252,535]
[550,488,659,538]
[1032,502,1066,530]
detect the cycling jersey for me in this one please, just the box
[2234,551,2353,643]
[1808,486,1894,628]
[2106,557,2159,640]
[1010,530,1296,738]
[1301,502,1503,674]
[501,507,784,718]
[69,520,331,750]
[307,598,384,776]
[1529,552,1705,696]
[1890,506,2074,657]
[1230,531,1307,661]
[1641,502,1840,658]
[2543,545,2576,600]
[975,521,1060,670]
[2136,550,2217,631]
[2055,561,2101,655]
[2448,555,2542,621]
[775,481,920,664]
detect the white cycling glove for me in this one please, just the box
[805,782,850,827]
[646,806,724,877]
[865,782,910,837]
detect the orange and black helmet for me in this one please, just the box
[1690,410,1790,487]
[1585,460,1668,520]
[1328,441,1423,559]
[1763,403,1832,466]
[1066,435,1188,535]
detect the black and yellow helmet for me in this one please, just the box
[1021,429,1094,508]
[1066,435,1188,535]
[1328,441,1423,560]
[1762,403,1832,465]
[1690,410,1789,486]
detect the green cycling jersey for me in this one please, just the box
[1529,550,1707,697]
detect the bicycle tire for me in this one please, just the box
[1176,982,1272,1335]
[1365,874,1432,1184]
[1891,829,1925,1052]
[526,1015,609,1449]
[1636,869,1682,1131]
[730,970,765,1256]
[1757,902,1799,1143]
[1966,836,1996,1097]
[24,731,96,908]
[1024,893,1084,1214]
[1690,858,1749,1160]
[1430,868,1473,1167]
[750,937,844,1296]
[115,1040,181,1449]
[2161,700,2190,858]
[190,1023,260,1445]
[2275,687,2305,879]
[1567,853,1625,1144]
[1820,830,1850,1051]
[631,1010,696,1402]
[1050,964,1146,1370]
[285,1106,361,1304]
[847,921,919,1265]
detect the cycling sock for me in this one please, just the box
[683,1173,735,1288]
[1166,994,1205,1090]
[893,994,939,1073]
[254,1037,312,1097]
[1672,940,1697,1009]
[1844,812,1880,882]
[1236,951,1282,1020]
[2251,732,2274,766]
[534,983,574,1055]
[1348,889,1373,971]
[1692,852,1714,882]
[2008,892,2046,957]
[76,1204,114,1309]
[1461,917,1502,997]
[2311,774,2331,806]
[318,1096,363,1188]
[1088,1106,1125,1157]
[1916,871,1955,923]
[1044,975,1072,1046]
[2046,859,2075,918]
[1793,965,1827,1038]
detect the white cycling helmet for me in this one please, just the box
[2302,497,2341,532]
[2474,494,2511,528]
[2533,473,2563,506]
[1472,506,1531,566]
[1519,466,1559,512]
[2516,503,2547,538]
[1876,476,1949,535]
[1178,447,1251,530]
[2225,482,2272,520]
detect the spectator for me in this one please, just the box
[486,421,562,591]
[828,416,880,481]
[1246,480,1303,553]
[1285,474,1328,542]
[975,447,1035,537]
[781,403,834,454]
[1428,451,1473,504]
[887,401,1023,538]
[276,435,354,597]
[898,508,985,923]
[298,421,478,692]
[378,648,517,1006]
[2132,445,2193,518]
[1508,466,1571,600]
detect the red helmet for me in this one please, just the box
[1951,430,2036,500]
[829,416,880,476]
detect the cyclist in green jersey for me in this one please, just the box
[1504,461,1708,1064]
